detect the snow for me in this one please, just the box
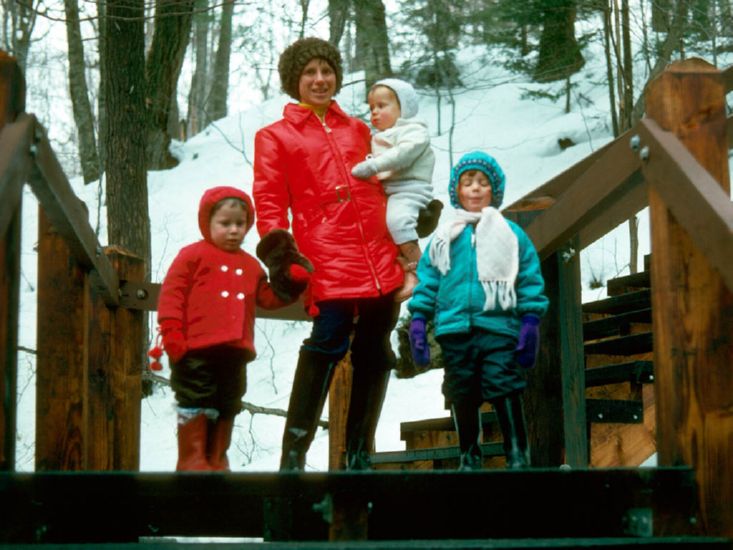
[13,18,733,475]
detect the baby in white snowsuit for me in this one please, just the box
[352,78,439,302]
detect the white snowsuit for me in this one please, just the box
[370,118,435,245]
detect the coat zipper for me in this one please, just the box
[321,119,382,292]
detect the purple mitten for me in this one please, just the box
[515,314,540,368]
[409,318,430,367]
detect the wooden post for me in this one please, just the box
[0,50,25,471]
[645,58,733,537]
[85,246,144,470]
[35,208,88,470]
[525,240,588,467]
[328,355,369,541]
[328,356,352,470]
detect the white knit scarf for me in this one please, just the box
[429,207,518,311]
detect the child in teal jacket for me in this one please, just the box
[407,150,548,470]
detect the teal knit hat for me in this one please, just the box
[449,151,506,209]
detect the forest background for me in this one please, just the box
[2,0,733,471]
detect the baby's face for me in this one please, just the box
[458,170,493,212]
[368,86,401,131]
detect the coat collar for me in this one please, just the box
[283,100,350,126]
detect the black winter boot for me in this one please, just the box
[451,401,483,471]
[492,393,531,469]
[280,349,336,471]
[344,368,391,470]
[416,199,444,238]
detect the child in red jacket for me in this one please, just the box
[156,186,310,471]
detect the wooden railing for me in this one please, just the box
[503,57,732,537]
[1,49,732,538]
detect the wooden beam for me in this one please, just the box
[0,50,25,472]
[722,64,733,93]
[577,171,648,250]
[639,118,733,294]
[523,135,642,259]
[85,247,144,470]
[503,133,628,212]
[26,121,119,306]
[526,243,587,468]
[0,51,25,125]
[35,209,88,471]
[0,115,33,239]
[645,57,733,538]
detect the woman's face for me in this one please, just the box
[298,58,336,108]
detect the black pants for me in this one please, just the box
[302,293,399,370]
[171,345,248,417]
[438,330,526,405]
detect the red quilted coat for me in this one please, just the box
[253,102,403,305]
[157,186,289,361]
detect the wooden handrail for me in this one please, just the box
[25,117,119,306]
[638,118,733,293]
[0,114,34,238]
[522,131,643,260]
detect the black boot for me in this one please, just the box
[344,368,391,470]
[492,393,531,469]
[280,349,336,471]
[416,199,444,238]
[451,400,483,471]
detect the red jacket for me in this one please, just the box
[253,102,403,305]
[157,187,289,361]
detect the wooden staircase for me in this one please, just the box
[373,260,656,471]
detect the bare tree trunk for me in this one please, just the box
[651,0,673,32]
[329,0,350,46]
[208,0,234,122]
[603,0,619,137]
[534,0,585,82]
[97,0,107,178]
[145,0,195,169]
[103,0,150,270]
[620,0,633,131]
[2,0,38,71]
[64,0,100,184]
[630,0,688,125]
[187,0,210,138]
[353,0,392,90]
[718,0,733,35]
[619,0,636,273]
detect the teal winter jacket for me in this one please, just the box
[408,219,548,338]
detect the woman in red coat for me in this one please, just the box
[253,37,404,470]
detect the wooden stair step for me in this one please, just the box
[606,270,651,296]
[583,308,652,340]
[583,290,650,316]
[400,412,497,439]
[0,469,704,542]
[372,442,505,465]
[586,361,654,387]
[584,332,653,356]
[0,536,730,549]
